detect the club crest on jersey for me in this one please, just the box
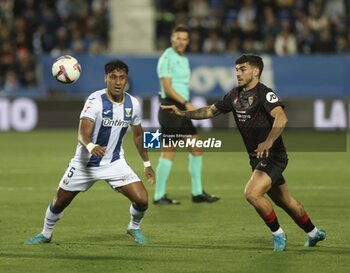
[266,92,279,103]
[124,108,132,117]
[248,96,254,105]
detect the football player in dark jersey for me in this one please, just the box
[161,54,326,252]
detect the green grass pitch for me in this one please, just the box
[0,130,349,273]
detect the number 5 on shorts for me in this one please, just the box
[67,166,76,178]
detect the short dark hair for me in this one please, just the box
[235,54,264,78]
[171,24,190,35]
[104,59,129,75]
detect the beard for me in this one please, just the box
[238,76,253,89]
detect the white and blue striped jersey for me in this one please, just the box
[70,89,141,167]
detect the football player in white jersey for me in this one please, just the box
[25,60,156,245]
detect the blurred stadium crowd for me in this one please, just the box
[1,0,349,91]
[0,0,109,92]
[156,0,349,54]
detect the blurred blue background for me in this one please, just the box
[0,0,349,131]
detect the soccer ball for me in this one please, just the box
[52,55,81,84]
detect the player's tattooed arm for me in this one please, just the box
[161,104,221,120]
[183,104,220,119]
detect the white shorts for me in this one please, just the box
[59,158,141,192]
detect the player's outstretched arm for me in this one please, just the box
[161,104,221,120]
[131,124,156,184]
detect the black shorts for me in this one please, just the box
[158,98,197,140]
[249,154,288,187]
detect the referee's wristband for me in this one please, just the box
[143,161,151,168]
[86,142,98,153]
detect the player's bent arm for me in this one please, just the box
[161,78,187,105]
[255,106,288,158]
[266,106,288,142]
[131,124,150,162]
[131,124,156,184]
[78,118,105,156]
[78,118,95,146]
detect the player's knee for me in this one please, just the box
[244,189,260,206]
[133,199,148,211]
[244,188,253,201]
[133,194,148,209]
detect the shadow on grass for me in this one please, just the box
[1,242,348,262]
[0,251,159,262]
